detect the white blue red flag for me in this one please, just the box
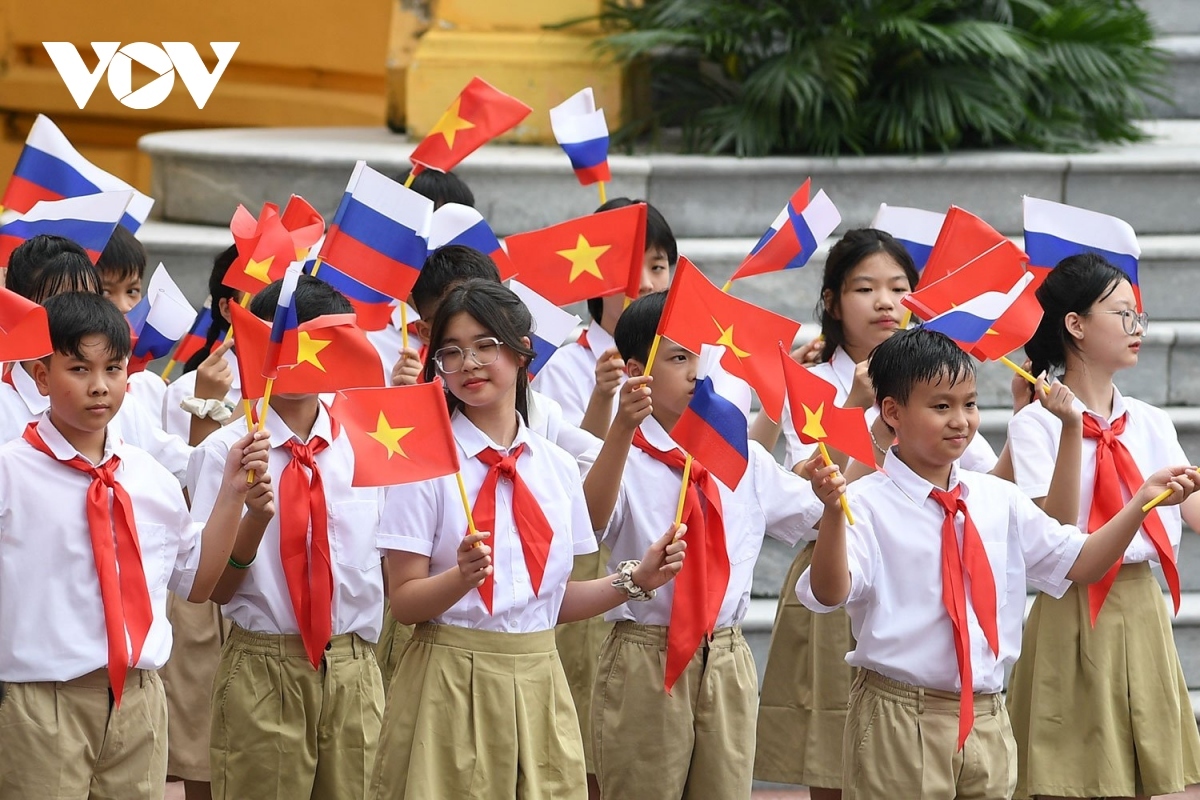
[670,345,752,490]
[549,88,611,186]
[510,280,582,378]
[126,264,196,370]
[0,190,133,266]
[428,203,515,279]
[1023,196,1141,307]
[263,263,303,380]
[870,204,945,273]
[729,180,841,282]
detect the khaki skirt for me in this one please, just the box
[370,622,586,800]
[554,548,612,772]
[754,541,856,788]
[160,595,227,782]
[1007,562,1200,799]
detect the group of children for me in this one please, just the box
[0,164,1196,800]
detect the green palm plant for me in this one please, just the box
[590,0,1166,156]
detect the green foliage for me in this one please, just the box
[590,0,1166,155]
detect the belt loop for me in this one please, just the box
[917,685,925,714]
[351,634,361,658]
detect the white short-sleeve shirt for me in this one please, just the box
[601,415,824,628]
[186,403,385,642]
[377,411,598,633]
[796,447,1089,693]
[1008,386,1188,565]
[0,413,204,682]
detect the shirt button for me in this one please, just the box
[325,641,333,651]
[509,620,518,630]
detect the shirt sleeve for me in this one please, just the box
[1008,408,1058,499]
[1010,485,1087,598]
[750,444,824,545]
[122,397,193,485]
[598,473,631,546]
[378,476,446,556]
[530,351,590,428]
[961,430,999,473]
[565,469,600,557]
[185,435,232,523]
[795,494,878,612]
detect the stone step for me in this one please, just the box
[1148,36,1200,119]
[1146,0,1200,36]
[140,120,1200,239]
[136,221,233,305]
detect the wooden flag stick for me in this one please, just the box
[598,181,607,205]
[456,471,479,536]
[643,333,663,376]
[1142,488,1174,513]
[818,441,855,525]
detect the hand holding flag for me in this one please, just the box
[409,77,532,176]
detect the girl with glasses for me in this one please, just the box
[1006,252,1200,799]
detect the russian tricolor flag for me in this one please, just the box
[549,88,611,186]
[729,180,842,282]
[263,263,302,380]
[0,190,133,266]
[669,345,751,491]
[870,204,945,273]
[922,271,1036,346]
[126,264,196,371]
[318,161,433,303]
[428,203,516,280]
[2,115,154,232]
[510,280,582,378]
[173,304,224,367]
[1023,196,1141,307]
[304,234,394,332]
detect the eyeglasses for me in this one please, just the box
[1095,309,1149,335]
[433,337,505,374]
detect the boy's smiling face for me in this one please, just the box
[881,370,979,484]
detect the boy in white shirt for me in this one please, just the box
[584,291,824,799]
[798,327,1198,800]
[0,292,270,798]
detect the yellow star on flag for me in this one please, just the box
[368,412,414,459]
[429,97,477,149]
[713,318,751,359]
[244,256,274,285]
[556,235,611,282]
[801,403,827,440]
[296,331,332,371]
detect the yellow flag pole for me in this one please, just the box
[404,172,417,189]
[160,357,180,382]
[456,471,480,538]
[672,454,694,540]
[998,355,1050,396]
[400,304,410,351]
[720,279,733,293]
[818,441,855,525]
[1142,488,1174,513]
[643,334,663,376]
[309,257,322,279]
[598,181,607,205]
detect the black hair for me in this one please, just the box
[42,291,132,362]
[410,245,502,318]
[868,327,975,406]
[587,198,677,323]
[422,278,535,423]
[29,252,102,305]
[1024,253,1129,378]
[6,234,88,298]
[249,274,353,323]
[95,224,147,283]
[613,290,668,366]
[818,228,918,362]
[183,245,239,374]
[397,169,475,208]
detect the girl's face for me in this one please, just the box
[435,311,524,413]
[830,252,912,359]
[1070,279,1144,373]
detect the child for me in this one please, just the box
[188,276,387,800]
[3,233,87,297]
[755,229,999,796]
[1005,253,1200,799]
[369,279,685,799]
[581,290,823,799]
[798,327,1198,800]
[0,292,270,798]
[532,198,676,438]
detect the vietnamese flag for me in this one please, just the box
[657,256,801,422]
[329,382,460,487]
[0,286,51,361]
[280,195,325,259]
[921,206,1010,287]
[409,77,532,176]
[229,303,384,398]
[505,203,647,306]
[780,343,876,468]
[224,203,298,296]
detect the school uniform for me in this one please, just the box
[189,403,386,800]
[161,347,243,440]
[370,411,596,800]
[0,413,207,799]
[531,320,620,427]
[1005,388,1200,798]
[592,414,823,800]
[126,369,168,422]
[797,448,1091,800]
[0,361,192,482]
[757,347,1000,787]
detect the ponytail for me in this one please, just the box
[183,245,239,374]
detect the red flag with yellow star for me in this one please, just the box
[505,203,647,306]
[779,343,877,467]
[223,203,301,296]
[408,77,532,176]
[329,382,460,487]
[229,303,385,398]
[657,256,801,422]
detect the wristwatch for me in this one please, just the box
[180,396,234,423]
[611,560,655,601]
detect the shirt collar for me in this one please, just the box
[452,409,534,459]
[12,363,49,415]
[828,346,856,394]
[586,320,615,356]
[33,410,121,466]
[264,401,335,450]
[882,446,966,506]
[1074,383,1127,426]
[637,414,679,453]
